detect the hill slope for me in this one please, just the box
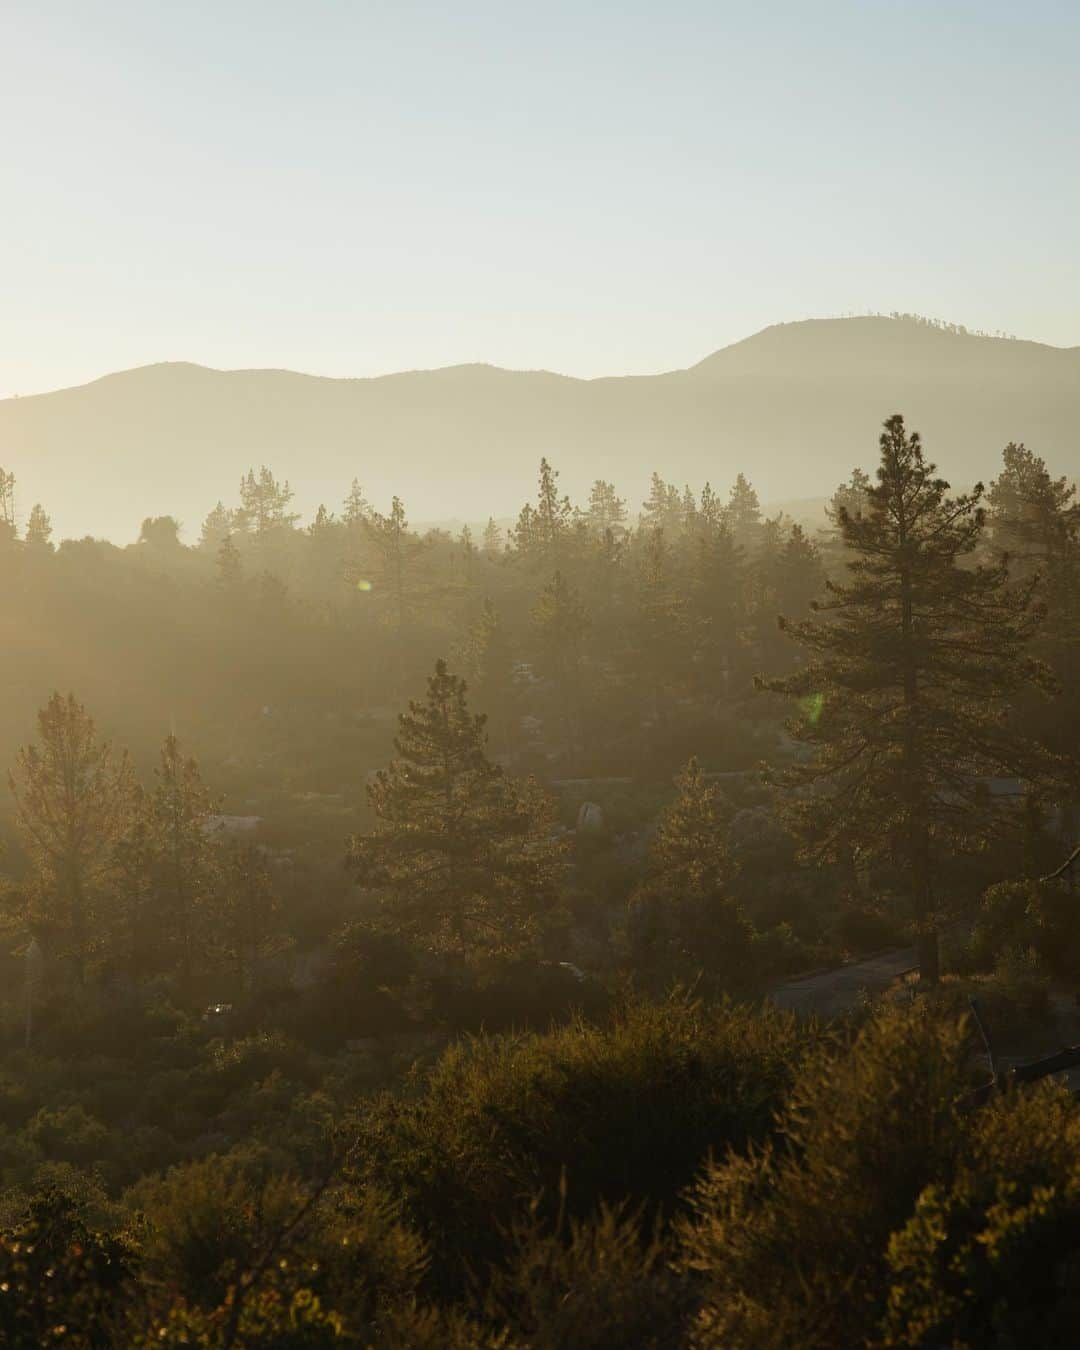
[1,318,1078,542]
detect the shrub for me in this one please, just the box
[679,1004,977,1347]
[355,992,811,1295]
[27,1104,109,1167]
[881,1083,1080,1346]
[479,1186,691,1348]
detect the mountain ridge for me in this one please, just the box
[2,318,1078,542]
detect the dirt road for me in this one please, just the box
[769,947,917,1018]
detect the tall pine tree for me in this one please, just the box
[8,694,136,983]
[760,414,1058,982]
[347,661,563,958]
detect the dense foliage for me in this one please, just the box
[1,415,1079,1343]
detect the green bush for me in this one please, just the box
[480,1188,691,1348]
[881,1083,1080,1347]
[355,992,811,1294]
[27,1104,109,1167]
[679,1004,977,1347]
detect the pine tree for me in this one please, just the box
[585,481,627,538]
[646,757,733,897]
[456,599,520,753]
[363,496,419,633]
[727,473,763,552]
[531,571,591,751]
[347,660,562,957]
[24,504,53,553]
[630,757,751,983]
[482,517,504,556]
[688,516,746,693]
[8,694,136,983]
[514,460,573,568]
[0,467,15,543]
[457,525,478,584]
[144,735,221,985]
[534,457,573,565]
[760,414,1058,982]
[216,533,243,590]
[342,479,372,528]
[698,482,725,534]
[640,473,682,535]
[821,468,873,573]
[237,467,299,537]
[199,502,233,552]
[987,443,1080,764]
[630,527,690,721]
[756,523,825,674]
[680,485,700,535]
[987,442,1077,577]
[216,842,282,988]
[825,468,873,531]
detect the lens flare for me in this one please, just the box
[802,691,825,724]
[356,579,373,592]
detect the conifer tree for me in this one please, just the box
[216,842,282,987]
[456,599,519,753]
[987,442,1080,763]
[216,533,243,590]
[756,523,825,674]
[531,571,590,751]
[646,757,733,897]
[363,496,423,638]
[144,735,221,984]
[585,480,627,538]
[534,457,573,565]
[24,504,53,553]
[514,459,573,569]
[688,517,746,693]
[727,473,763,552]
[457,524,477,583]
[760,414,1058,982]
[342,479,372,527]
[482,517,504,556]
[680,485,699,535]
[9,694,136,982]
[630,528,690,721]
[987,442,1077,577]
[237,467,299,537]
[825,467,873,531]
[697,482,725,533]
[0,467,15,543]
[347,660,562,957]
[640,473,682,535]
[199,502,233,552]
[631,757,751,982]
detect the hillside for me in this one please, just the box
[1,317,1078,541]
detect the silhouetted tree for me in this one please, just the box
[531,572,590,752]
[760,415,1058,982]
[347,660,562,958]
[24,504,53,553]
[9,694,136,983]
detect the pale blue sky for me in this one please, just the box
[3,1,1078,396]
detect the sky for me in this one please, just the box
[2,0,1079,398]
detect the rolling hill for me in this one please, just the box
[1,317,1078,542]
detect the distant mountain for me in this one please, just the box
[1,317,1077,542]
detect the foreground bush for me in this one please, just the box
[354,991,812,1294]
[679,1003,1080,1348]
[7,999,1080,1345]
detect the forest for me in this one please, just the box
[1,415,1080,1346]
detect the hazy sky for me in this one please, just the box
[3,1,1079,397]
